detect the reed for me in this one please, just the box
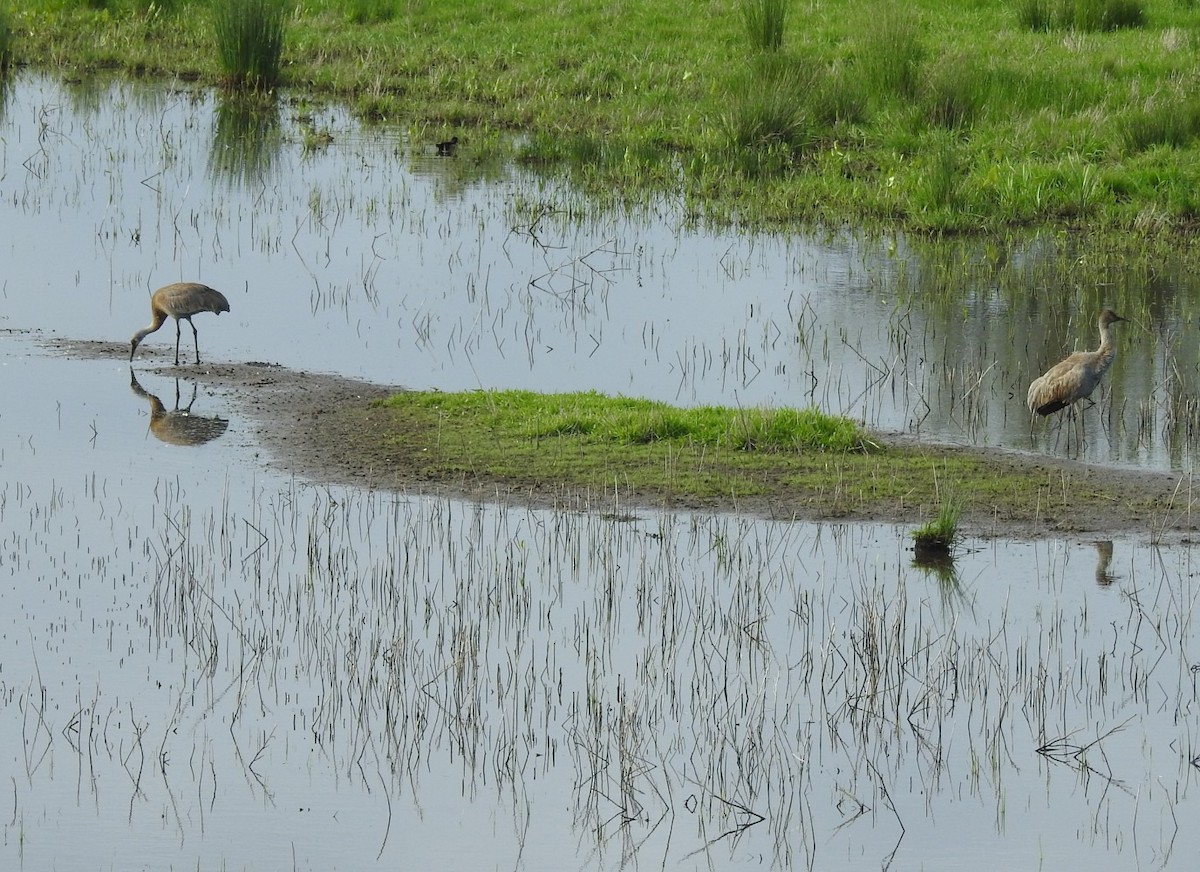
[211,0,287,90]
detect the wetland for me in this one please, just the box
[3,12,1200,868]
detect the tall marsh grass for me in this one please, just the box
[1016,0,1146,31]
[212,0,287,90]
[858,8,924,100]
[1121,94,1200,152]
[739,0,789,52]
[347,0,397,24]
[721,62,811,150]
[922,52,988,129]
[923,135,962,210]
[0,8,11,73]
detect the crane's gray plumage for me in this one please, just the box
[1027,309,1125,416]
[130,282,230,365]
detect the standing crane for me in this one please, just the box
[1026,308,1126,417]
[130,282,230,365]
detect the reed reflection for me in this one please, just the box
[209,91,281,188]
[130,370,228,446]
[912,547,962,603]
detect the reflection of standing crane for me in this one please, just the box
[1027,309,1126,416]
[130,282,230,365]
[129,370,229,446]
[1094,540,1115,586]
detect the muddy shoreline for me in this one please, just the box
[59,339,1199,542]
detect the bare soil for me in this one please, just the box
[59,339,1200,541]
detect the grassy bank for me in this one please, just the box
[319,389,1172,533]
[9,0,1200,233]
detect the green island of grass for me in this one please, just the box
[292,388,1183,538]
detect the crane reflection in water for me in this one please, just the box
[129,370,229,447]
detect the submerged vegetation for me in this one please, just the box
[8,0,1200,233]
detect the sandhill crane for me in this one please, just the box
[1027,308,1126,417]
[130,282,230,365]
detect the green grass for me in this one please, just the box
[392,390,871,453]
[372,389,871,500]
[307,387,1166,523]
[13,0,1200,234]
[1016,0,1146,31]
[345,0,395,24]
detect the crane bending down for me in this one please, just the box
[1027,308,1126,416]
[130,282,230,365]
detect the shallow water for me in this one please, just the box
[1,72,1199,871]
[2,73,1200,469]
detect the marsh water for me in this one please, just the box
[1,72,1198,870]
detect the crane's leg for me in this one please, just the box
[188,317,201,364]
[174,319,182,366]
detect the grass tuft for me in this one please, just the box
[739,0,789,52]
[922,52,988,129]
[858,8,924,100]
[212,0,287,90]
[1121,94,1200,152]
[722,59,812,150]
[912,495,961,552]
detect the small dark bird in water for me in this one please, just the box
[1027,308,1126,416]
[130,282,231,365]
[436,136,459,156]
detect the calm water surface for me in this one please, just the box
[0,73,1198,871]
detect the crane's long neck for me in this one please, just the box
[132,309,169,347]
[1094,319,1118,374]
